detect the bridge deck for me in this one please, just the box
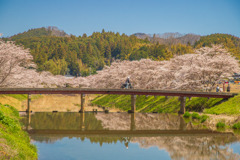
[0,88,237,98]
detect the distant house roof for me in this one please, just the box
[64,74,75,79]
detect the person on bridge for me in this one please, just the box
[125,77,131,89]
[227,84,231,92]
[216,85,220,92]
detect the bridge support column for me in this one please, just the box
[131,95,137,113]
[79,112,85,131]
[130,113,136,131]
[178,96,186,114]
[179,116,185,130]
[79,94,85,113]
[26,112,31,130]
[27,94,31,113]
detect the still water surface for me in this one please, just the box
[20,112,240,160]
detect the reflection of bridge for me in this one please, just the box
[26,129,234,137]
[1,88,237,113]
[22,112,240,160]
[24,112,233,137]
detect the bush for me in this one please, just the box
[183,111,191,118]
[216,122,225,128]
[201,115,209,123]
[157,109,163,113]
[233,122,240,129]
[192,112,201,120]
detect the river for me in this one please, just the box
[20,112,240,160]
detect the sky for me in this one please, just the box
[0,0,240,37]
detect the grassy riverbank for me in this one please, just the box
[204,94,240,115]
[91,95,224,113]
[0,103,37,159]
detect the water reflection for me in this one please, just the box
[20,112,240,160]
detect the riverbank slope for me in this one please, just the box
[0,103,37,159]
[91,94,225,113]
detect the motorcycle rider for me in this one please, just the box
[125,77,131,89]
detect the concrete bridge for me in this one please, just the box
[0,88,237,114]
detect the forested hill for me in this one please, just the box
[6,26,69,41]
[194,34,240,59]
[135,32,240,59]
[134,32,201,45]
[2,27,240,77]
[2,28,192,76]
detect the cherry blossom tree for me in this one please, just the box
[0,40,67,88]
[76,45,239,91]
[0,40,238,90]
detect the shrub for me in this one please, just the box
[192,112,201,120]
[201,115,209,123]
[233,122,240,129]
[183,111,191,118]
[158,109,163,113]
[216,122,225,128]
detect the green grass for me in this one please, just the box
[233,122,240,129]
[0,104,37,159]
[192,112,201,119]
[200,115,209,123]
[92,95,224,113]
[205,94,240,115]
[216,122,226,128]
[1,94,43,101]
[4,94,28,101]
[183,111,191,118]
[183,112,209,123]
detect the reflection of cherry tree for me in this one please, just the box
[131,136,240,160]
[95,113,240,160]
[95,113,180,130]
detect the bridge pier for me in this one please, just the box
[179,116,185,130]
[27,94,31,113]
[79,94,85,113]
[178,96,186,114]
[79,113,85,131]
[130,113,136,130]
[131,95,137,113]
[26,112,31,130]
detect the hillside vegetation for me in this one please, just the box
[134,32,201,45]
[2,28,192,76]
[7,27,69,41]
[194,34,240,59]
[205,94,240,115]
[2,28,240,78]
[91,95,223,113]
[0,104,37,159]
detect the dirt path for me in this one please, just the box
[21,94,121,112]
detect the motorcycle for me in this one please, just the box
[120,83,134,89]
